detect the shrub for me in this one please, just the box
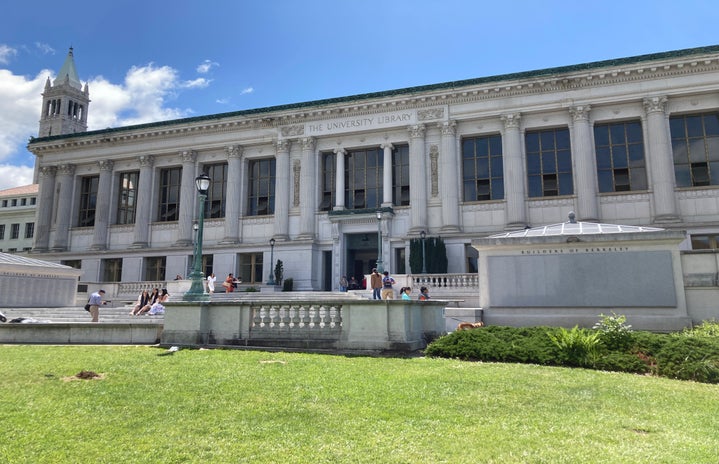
[282,278,294,292]
[654,337,719,383]
[593,312,633,351]
[680,319,719,338]
[547,326,601,367]
[244,286,259,292]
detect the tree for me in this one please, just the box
[408,235,448,273]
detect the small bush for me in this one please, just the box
[594,312,634,351]
[654,337,719,383]
[547,326,601,367]
[282,278,294,292]
[244,286,259,292]
[680,319,719,338]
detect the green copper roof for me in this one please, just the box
[29,44,719,145]
[54,47,82,90]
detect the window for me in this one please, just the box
[20,198,26,206]
[10,223,20,239]
[239,252,263,284]
[11,199,17,207]
[158,167,182,221]
[670,112,719,187]
[102,258,123,282]
[247,158,275,216]
[30,197,36,205]
[78,176,99,227]
[462,134,504,201]
[61,260,82,269]
[392,145,410,206]
[0,224,4,240]
[346,147,382,209]
[24,223,34,239]
[320,152,336,211]
[117,171,139,224]
[144,256,166,281]
[1,200,6,207]
[594,121,647,192]
[690,234,719,250]
[202,163,227,218]
[526,128,573,197]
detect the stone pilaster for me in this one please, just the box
[90,159,114,250]
[131,155,154,248]
[273,139,291,240]
[643,96,680,223]
[334,148,346,210]
[298,137,316,239]
[31,166,56,252]
[221,145,243,244]
[174,150,197,247]
[501,113,527,229]
[408,124,427,233]
[51,163,75,251]
[569,105,599,222]
[381,143,394,207]
[439,121,460,232]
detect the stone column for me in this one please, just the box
[221,145,243,244]
[51,163,75,251]
[569,105,599,222]
[90,159,114,250]
[381,143,393,207]
[32,166,56,252]
[334,148,346,210]
[501,113,527,229]
[643,96,680,223]
[298,137,316,239]
[131,155,154,248]
[439,121,460,232]
[174,150,197,247]
[273,139,291,240]
[408,124,427,233]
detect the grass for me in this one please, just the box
[1,345,718,463]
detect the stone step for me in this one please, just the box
[0,307,163,324]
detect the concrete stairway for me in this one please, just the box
[0,305,163,324]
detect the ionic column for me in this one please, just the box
[569,105,599,222]
[334,148,346,210]
[90,159,114,250]
[381,143,393,207]
[273,139,291,240]
[221,145,243,244]
[643,96,680,223]
[51,163,76,251]
[174,150,197,247]
[32,166,56,252]
[501,114,527,228]
[131,155,154,248]
[298,137,316,238]
[408,124,427,233]
[439,121,460,232]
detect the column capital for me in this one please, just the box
[138,155,154,167]
[39,165,57,177]
[226,145,244,159]
[275,139,291,153]
[643,96,668,114]
[381,142,394,151]
[334,147,346,155]
[569,105,592,121]
[180,150,196,163]
[301,137,316,151]
[501,113,521,129]
[98,159,114,171]
[408,124,426,139]
[438,120,457,136]
[56,163,75,176]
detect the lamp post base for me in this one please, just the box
[183,271,209,302]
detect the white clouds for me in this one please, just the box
[0,45,17,64]
[241,87,254,95]
[184,77,211,89]
[196,59,218,74]
[0,164,34,190]
[34,42,55,55]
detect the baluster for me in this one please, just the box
[289,304,300,328]
[252,306,263,327]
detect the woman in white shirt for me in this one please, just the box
[207,273,216,294]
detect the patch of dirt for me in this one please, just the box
[62,370,106,381]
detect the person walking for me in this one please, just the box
[207,273,216,294]
[381,271,396,300]
[339,275,348,292]
[370,268,382,300]
[418,286,430,301]
[88,289,108,322]
[401,287,412,300]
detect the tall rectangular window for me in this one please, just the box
[157,167,182,222]
[117,171,139,224]
[102,258,123,282]
[392,144,410,206]
[239,252,263,284]
[202,163,227,218]
[320,152,336,211]
[462,134,504,201]
[594,121,647,192]
[144,256,166,281]
[0,224,4,239]
[10,223,19,239]
[24,223,34,239]
[346,147,382,210]
[670,112,719,187]
[247,158,275,216]
[78,176,99,227]
[526,128,573,197]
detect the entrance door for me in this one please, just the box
[345,233,379,288]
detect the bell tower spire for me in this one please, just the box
[38,47,90,137]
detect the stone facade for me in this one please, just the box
[25,45,719,293]
[0,184,38,254]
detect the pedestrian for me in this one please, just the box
[401,287,412,300]
[418,286,430,301]
[339,275,348,292]
[370,268,382,300]
[381,271,396,300]
[207,273,216,294]
[223,273,236,293]
[88,289,108,322]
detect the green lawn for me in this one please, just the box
[1,345,717,463]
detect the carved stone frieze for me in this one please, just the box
[293,160,301,207]
[599,192,651,203]
[417,108,444,121]
[430,145,439,197]
[281,125,305,137]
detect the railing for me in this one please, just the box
[409,273,479,289]
[251,303,342,336]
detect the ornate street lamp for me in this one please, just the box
[267,237,276,285]
[375,210,384,273]
[420,230,427,274]
[184,173,211,301]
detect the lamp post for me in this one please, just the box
[375,210,383,273]
[420,230,427,274]
[184,173,211,301]
[267,238,276,285]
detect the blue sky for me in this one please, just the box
[1,0,718,189]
